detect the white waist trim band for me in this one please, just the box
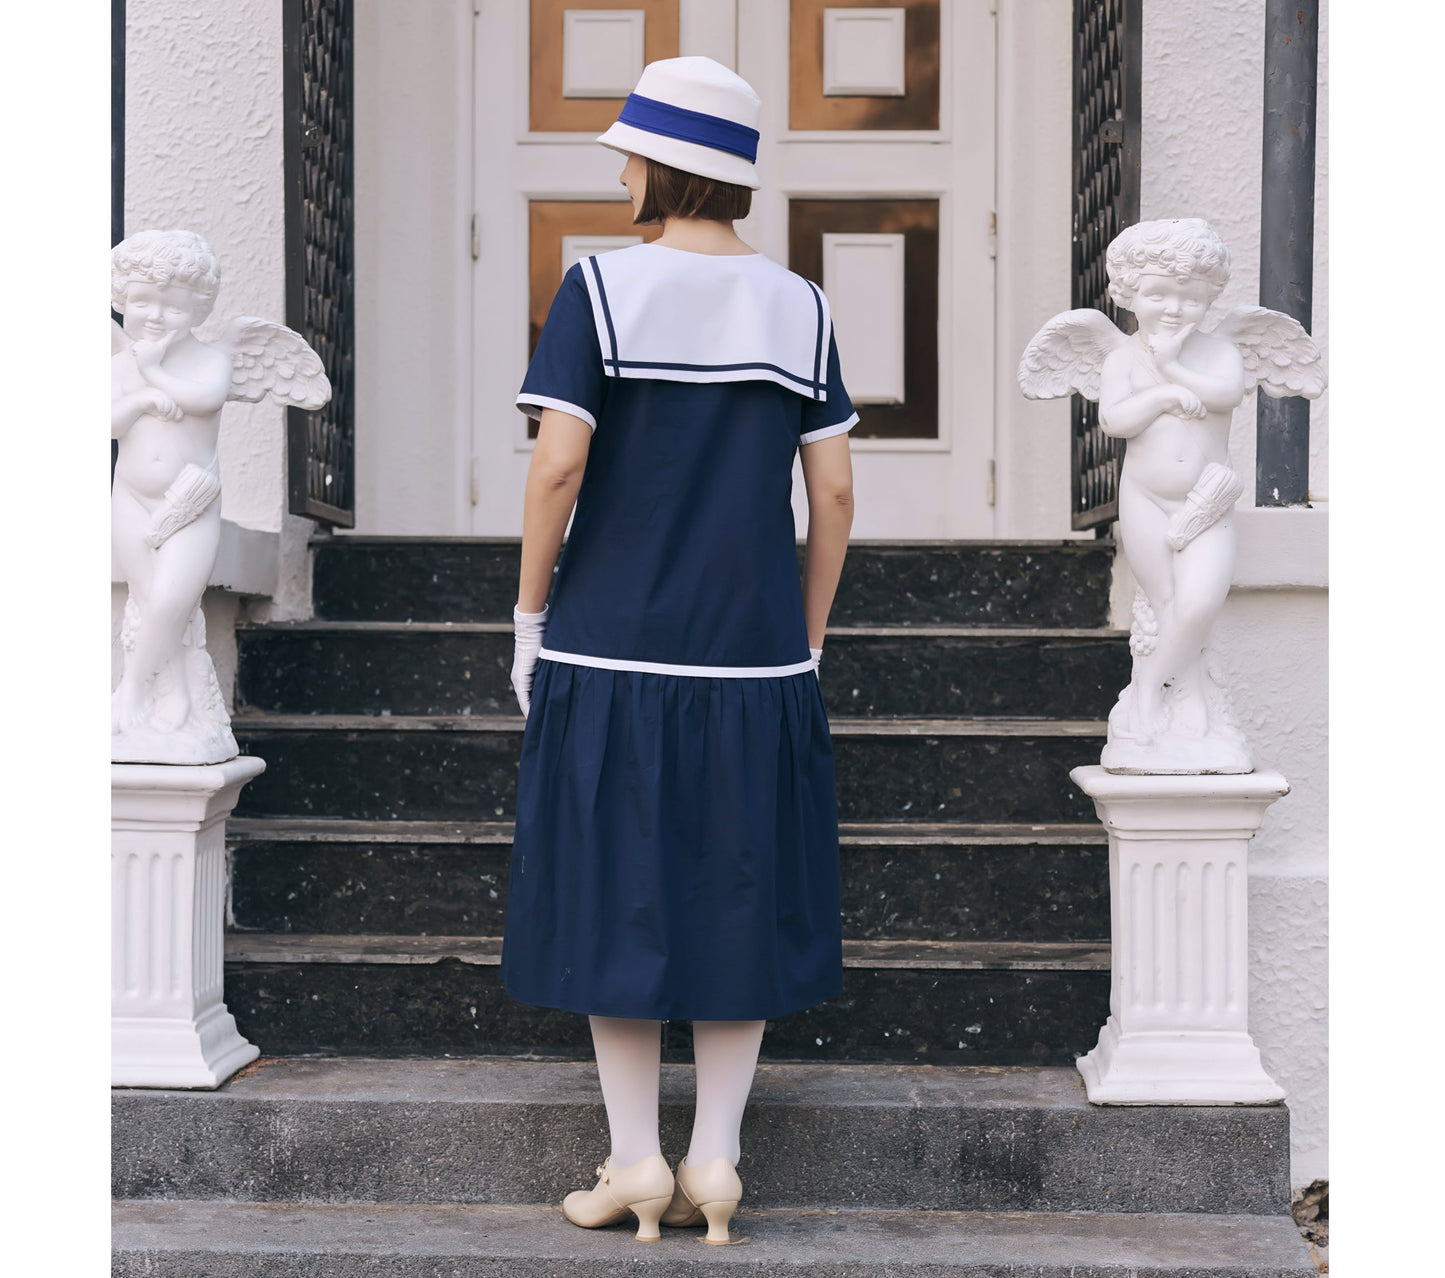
[538,647,816,678]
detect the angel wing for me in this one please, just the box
[221,316,332,408]
[1017,309,1129,403]
[1206,306,1326,399]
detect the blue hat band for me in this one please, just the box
[616,92,759,164]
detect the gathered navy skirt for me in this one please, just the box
[499,658,844,1020]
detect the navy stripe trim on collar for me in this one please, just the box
[586,256,620,372]
[617,93,760,163]
[806,280,824,391]
[608,357,824,395]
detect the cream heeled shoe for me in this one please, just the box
[659,1154,743,1244]
[561,1152,675,1241]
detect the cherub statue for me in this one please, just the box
[1018,218,1325,774]
[111,228,330,764]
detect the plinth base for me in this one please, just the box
[1077,1015,1286,1105]
[1070,766,1290,1107]
[112,1004,259,1090]
[112,756,265,1089]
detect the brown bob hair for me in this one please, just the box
[635,156,752,225]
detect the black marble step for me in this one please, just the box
[111,1200,1318,1276]
[312,537,1115,629]
[235,622,1130,720]
[230,715,1106,825]
[111,1057,1296,1216]
[227,818,1109,942]
[221,933,1110,1065]
[826,628,1128,719]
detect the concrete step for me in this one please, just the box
[111,1199,1318,1276]
[311,537,1116,629]
[235,622,1130,720]
[111,1058,1296,1217]
[221,934,1111,1063]
[227,817,1110,942]
[231,714,1106,825]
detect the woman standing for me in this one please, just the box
[499,55,857,1246]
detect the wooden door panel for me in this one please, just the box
[789,0,941,131]
[789,199,939,439]
[529,0,679,132]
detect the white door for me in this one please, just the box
[471,0,997,538]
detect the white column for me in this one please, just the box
[1072,766,1289,1105]
[112,757,265,1088]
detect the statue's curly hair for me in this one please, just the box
[1106,218,1231,308]
[111,228,222,322]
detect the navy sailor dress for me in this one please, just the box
[499,242,858,1021]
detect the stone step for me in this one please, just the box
[231,715,1106,825]
[110,1057,1296,1217]
[235,622,1130,720]
[312,537,1116,629]
[111,1200,1317,1277]
[222,933,1111,1063]
[228,818,1109,942]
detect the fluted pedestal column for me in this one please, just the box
[112,757,265,1088]
[1071,766,1289,1105]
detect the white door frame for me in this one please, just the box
[469,0,1003,538]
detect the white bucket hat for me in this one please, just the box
[596,56,762,190]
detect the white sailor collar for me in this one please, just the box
[579,243,832,401]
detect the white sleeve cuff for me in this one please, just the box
[516,394,598,431]
[800,411,859,445]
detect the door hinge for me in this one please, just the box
[987,459,996,507]
[471,213,481,261]
[470,457,481,506]
[987,210,998,260]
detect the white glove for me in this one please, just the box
[810,646,823,677]
[511,603,549,718]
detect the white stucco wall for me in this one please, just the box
[1142,0,1329,505]
[1140,1,1329,1190]
[1218,584,1328,1188]
[124,0,312,617]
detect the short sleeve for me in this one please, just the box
[799,331,859,445]
[516,262,607,431]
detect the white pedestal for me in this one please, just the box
[1071,765,1289,1105]
[112,756,265,1088]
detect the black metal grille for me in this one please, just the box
[283,0,355,527]
[1071,0,1140,532]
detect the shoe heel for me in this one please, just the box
[631,1194,674,1242]
[699,1198,739,1245]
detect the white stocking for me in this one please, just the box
[588,1015,663,1168]
[686,1019,766,1167]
